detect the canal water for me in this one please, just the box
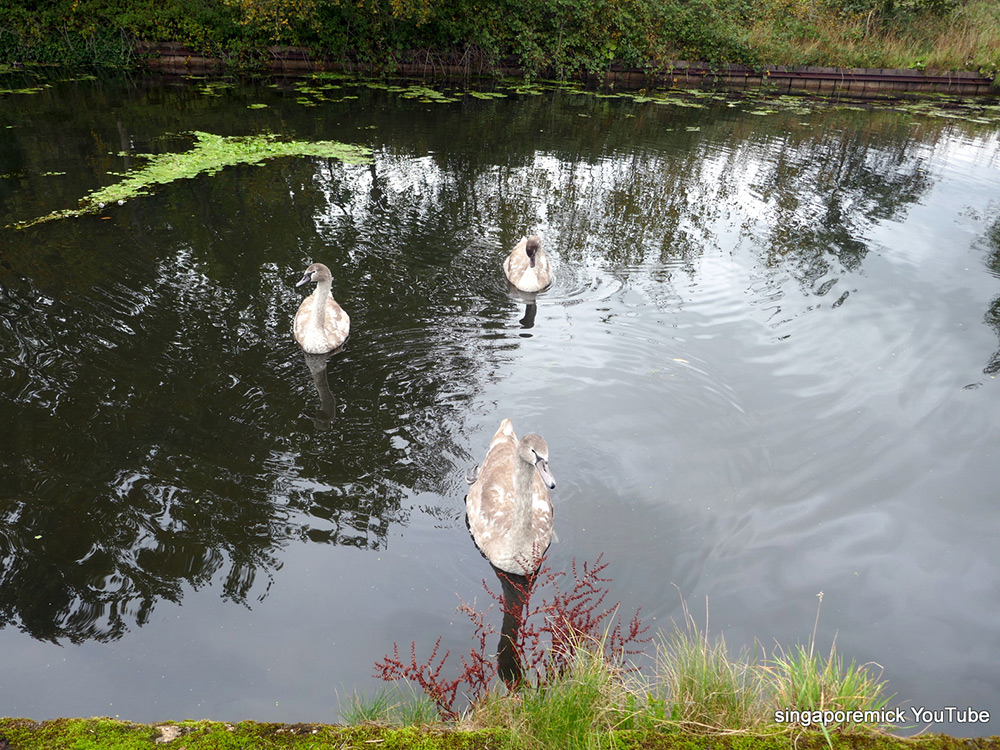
[1,70,999,734]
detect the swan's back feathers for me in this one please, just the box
[465,419,554,575]
[294,295,350,353]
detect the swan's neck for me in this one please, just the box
[511,455,537,550]
[310,280,332,327]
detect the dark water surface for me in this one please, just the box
[2,71,1000,733]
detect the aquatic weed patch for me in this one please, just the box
[305,75,505,104]
[15,131,371,228]
[0,83,50,96]
[887,96,1000,124]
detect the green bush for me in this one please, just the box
[0,0,996,74]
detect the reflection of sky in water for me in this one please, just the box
[1,79,1000,733]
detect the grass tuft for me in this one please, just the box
[469,639,629,750]
[649,597,771,732]
[339,685,441,727]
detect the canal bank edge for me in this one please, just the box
[135,41,997,98]
[2,718,1000,749]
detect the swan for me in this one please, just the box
[504,235,553,293]
[465,419,556,576]
[293,262,350,354]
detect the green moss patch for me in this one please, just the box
[0,718,997,750]
[0,719,509,749]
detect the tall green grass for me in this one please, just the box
[339,685,441,726]
[647,598,771,732]
[468,640,633,750]
[455,594,896,744]
[766,593,893,723]
[739,0,1000,72]
[637,593,894,734]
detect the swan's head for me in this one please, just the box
[296,262,333,287]
[524,236,541,267]
[519,433,555,489]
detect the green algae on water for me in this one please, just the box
[17,131,372,228]
[0,85,49,96]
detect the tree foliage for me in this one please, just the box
[0,0,996,73]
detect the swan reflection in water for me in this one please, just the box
[465,419,556,686]
[301,351,339,430]
[493,568,533,686]
[506,286,539,330]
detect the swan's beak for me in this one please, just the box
[295,271,313,287]
[535,458,556,489]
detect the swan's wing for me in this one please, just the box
[325,300,351,344]
[293,296,314,347]
[534,252,554,289]
[465,424,518,553]
[466,471,515,554]
[504,238,529,285]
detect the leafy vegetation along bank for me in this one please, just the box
[0,0,998,80]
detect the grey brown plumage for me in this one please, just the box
[503,235,553,293]
[293,262,350,354]
[465,419,555,575]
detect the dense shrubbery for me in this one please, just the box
[0,0,997,76]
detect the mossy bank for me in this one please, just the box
[2,718,1000,750]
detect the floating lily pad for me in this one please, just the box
[197,81,235,97]
[401,85,459,102]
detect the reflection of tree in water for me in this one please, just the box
[0,84,967,645]
[746,127,931,290]
[0,478,283,644]
[982,218,1000,375]
[316,100,936,307]
[0,205,410,642]
[544,117,933,298]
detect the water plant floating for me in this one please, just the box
[16,131,372,228]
